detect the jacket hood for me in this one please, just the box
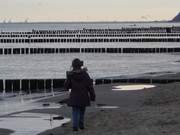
[67,68,87,81]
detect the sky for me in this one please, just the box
[0,0,179,22]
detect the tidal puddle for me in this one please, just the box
[95,106,119,109]
[0,99,61,116]
[0,92,66,116]
[0,113,71,135]
[112,84,155,91]
[95,104,119,109]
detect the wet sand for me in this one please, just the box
[37,82,180,135]
[2,72,180,135]
[0,128,14,135]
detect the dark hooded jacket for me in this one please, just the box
[64,69,95,107]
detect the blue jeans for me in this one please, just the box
[72,106,86,128]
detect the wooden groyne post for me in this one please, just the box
[0,47,180,55]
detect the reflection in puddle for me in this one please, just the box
[0,92,66,116]
[0,113,71,135]
[0,99,61,116]
[112,84,155,91]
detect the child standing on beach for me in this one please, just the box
[64,58,96,131]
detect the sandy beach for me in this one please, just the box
[36,82,180,135]
[2,73,180,135]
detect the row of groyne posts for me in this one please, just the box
[1,78,180,95]
[1,47,180,54]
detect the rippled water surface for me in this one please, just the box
[0,53,180,79]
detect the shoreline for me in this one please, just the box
[1,72,180,134]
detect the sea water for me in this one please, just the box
[0,50,179,79]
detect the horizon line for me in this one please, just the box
[0,20,172,24]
